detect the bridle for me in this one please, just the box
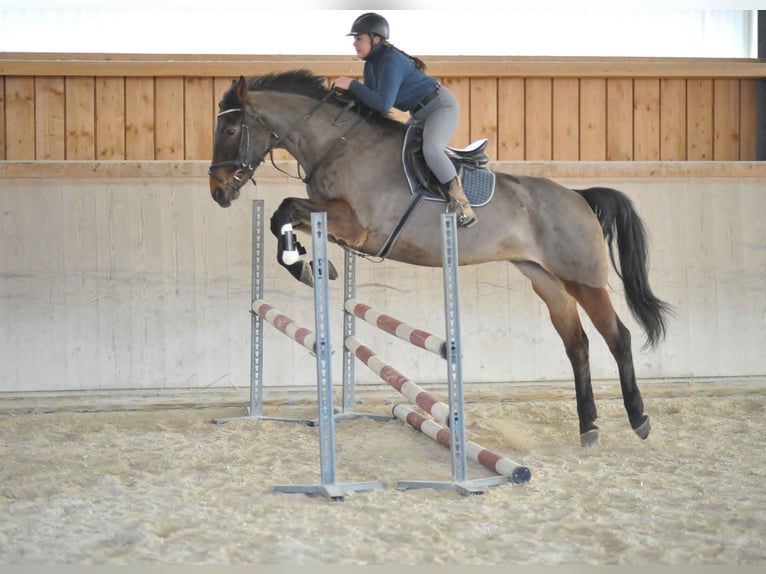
[207,107,278,194]
[208,91,366,193]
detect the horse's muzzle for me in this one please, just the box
[209,169,243,208]
[213,185,236,207]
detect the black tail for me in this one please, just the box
[576,187,673,348]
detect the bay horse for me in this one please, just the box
[208,70,672,447]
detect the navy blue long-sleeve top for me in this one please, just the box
[347,45,437,113]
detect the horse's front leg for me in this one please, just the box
[270,197,339,288]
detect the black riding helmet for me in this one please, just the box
[347,12,389,40]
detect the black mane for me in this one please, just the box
[250,69,330,101]
[220,69,404,131]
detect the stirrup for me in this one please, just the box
[457,213,477,228]
[449,199,477,228]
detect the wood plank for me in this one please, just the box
[606,78,633,160]
[4,53,765,79]
[95,77,125,160]
[633,78,660,160]
[441,77,470,148]
[4,160,766,180]
[4,77,35,160]
[497,78,525,161]
[125,77,155,160]
[660,79,686,160]
[34,76,66,160]
[0,77,5,159]
[525,78,552,160]
[65,76,95,160]
[739,79,757,161]
[213,77,234,108]
[552,78,579,160]
[580,78,606,160]
[687,79,713,161]
[184,77,214,160]
[713,79,740,161]
[154,77,185,160]
[469,77,498,159]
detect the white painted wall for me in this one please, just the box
[1,170,764,393]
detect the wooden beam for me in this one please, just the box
[2,53,765,79]
[2,161,765,180]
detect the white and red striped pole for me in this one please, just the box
[252,300,316,354]
[344,299,447,359]
[345,335,451,427]
[392,404,531,484]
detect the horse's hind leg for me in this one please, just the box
[514,262,599,446]
[563,281,651,440]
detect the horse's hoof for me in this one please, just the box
[298,261,315,288]
[328,260,339,280]
[580,428,599,447]
[633,416,651,440]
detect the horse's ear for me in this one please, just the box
[235,76,248,103]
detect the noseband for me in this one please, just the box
[208,91,366,192]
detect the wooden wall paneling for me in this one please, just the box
[606,78,634,160]
[739,79,757,160]
[184,77,214,160]
[442,77,470,148]
[212,76,233,158]
[580,78,606,160]
[634,78,660,160]
[213,76,233,106]
[65,76,95,160]
[95,77,125,160]
[0,77,5,160]
[660,78,686,160]
[497,78,525,161]
[468,78,498,159]
[154,77,185,160]
[3,55,763,165]
[525,78,552,160]
[4,77,35,160]
[552,78,579,160]
[34,77,65,160]
[125,77,155,160]
[713,79,740,160]
[687,79,713,160]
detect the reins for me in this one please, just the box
[209,91,366,190]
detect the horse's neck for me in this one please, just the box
[260,95,344,171]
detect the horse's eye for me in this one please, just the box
[225,128,237,136]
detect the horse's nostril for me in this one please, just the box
[213,187,225,204]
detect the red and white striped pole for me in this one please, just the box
[252,300,316,354]
[345,335,450,427]
[345,299,446,358]
[393,404,531,484]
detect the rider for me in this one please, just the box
[334,12,477,228]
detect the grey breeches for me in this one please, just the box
[409,85,459,185]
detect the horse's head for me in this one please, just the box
[208,76,276,208]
